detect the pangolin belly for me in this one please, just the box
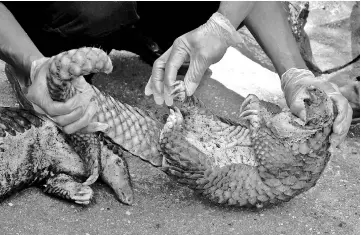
[0,105,132,205]
[0,107,88,202]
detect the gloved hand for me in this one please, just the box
[25,57,108,134]
[281,68,353,148]
[145,12,242,106]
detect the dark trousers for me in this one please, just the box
[4,1,220,57]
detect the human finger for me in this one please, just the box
[148,48,173,105]
[164,39,190,105]
[52,106,84,126]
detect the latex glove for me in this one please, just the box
[281,68,353,148]
[145,12,242,106]
[25,57,108,134]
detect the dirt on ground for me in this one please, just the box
[0,2,359,235]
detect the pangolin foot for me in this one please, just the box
[70,185,94,205]
[213,125,251,148]
[171,80,186,102]
[239,94,262,137]
[225,126,251,148]
[43,174,94,205]
[163,106,184,134]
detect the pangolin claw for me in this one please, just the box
[239,95,262,137]
[171,80,187,102]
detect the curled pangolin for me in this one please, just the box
[160,82,334,208]
[21,47,335,208]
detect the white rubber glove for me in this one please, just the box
[145,12,242,106]
[281,68,353,148]
[26,57,108,134]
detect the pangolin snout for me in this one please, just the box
[117,189,134,205]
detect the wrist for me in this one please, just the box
[29,56,48,84]
[20,54,43,86]
[281,68,314,93]
[208,12,242,48]
[24,54,43,75]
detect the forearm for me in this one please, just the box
[0,3,43,78]
[217,1,255,29]
[243,2,307,76]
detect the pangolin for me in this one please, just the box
[14,47,335,208]
[0,106,133,205]
[160,83,334,208]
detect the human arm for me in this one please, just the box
[0,3,104,134]
[241,2,351,147]
[0,3,43,82]
[145,1,255,106]
[145,1,352,147]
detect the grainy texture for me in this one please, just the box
[0,2,359,233]
[0,51,359,235]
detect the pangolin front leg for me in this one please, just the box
[239,94,263,137]
[42,173,93,205]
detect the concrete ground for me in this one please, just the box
[0,2,359,235]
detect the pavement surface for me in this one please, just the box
[0,2,359,235]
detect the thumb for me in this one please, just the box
[144,77,154,96]
[72,76,92,92]
[286,86,311,122]
[184,58,210,96]
[289,101,307,122]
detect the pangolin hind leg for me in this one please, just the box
[100,141,134,205]
[42,173,93,205]
[160,106,210,178]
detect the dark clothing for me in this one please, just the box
[3,1,140,56]
[136,1,220,50]
[3,1,219,59]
